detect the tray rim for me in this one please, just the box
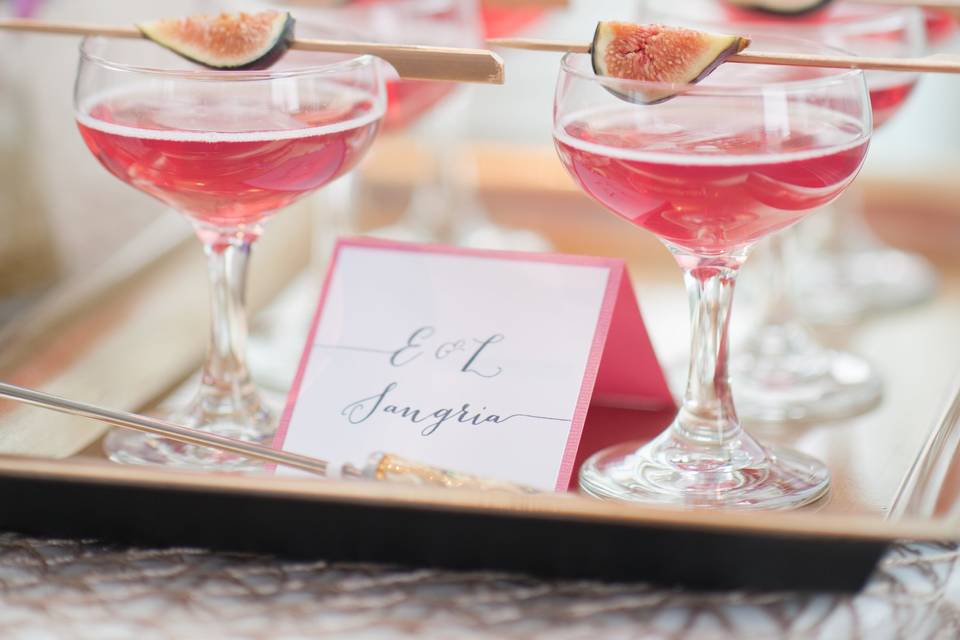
[0,455,953,543]
[890,373,960,520]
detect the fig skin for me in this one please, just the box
[243,14,295,71]
[724,0,834,17]
[590,22,750,105]
[137,11,296,71]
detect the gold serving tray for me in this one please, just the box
[0,453,953,542]
[0,449,952,592]
[0,142,958,590]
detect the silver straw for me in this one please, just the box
[0,381,328,476]
[0,381,538,494]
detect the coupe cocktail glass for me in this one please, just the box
[554,36,872,508]
[75,34,384,469]
[307,0,470,245]
[298,0,549,250]
[777,5,932,323]
[644,0,923,422]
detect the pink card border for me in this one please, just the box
[272,236,624,492]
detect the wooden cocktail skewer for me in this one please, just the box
[0,18,504,84]
[0,381,329,476]
[0,381,536,492]
[486,37,960,75]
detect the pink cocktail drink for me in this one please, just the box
[708,3,926,128]
[924,8,957,48]
[481,6,545,38]
[554,37,872,508]
[300,0,471,133]
[869,80,918,129]
[74,29,386,470]
[382,79,454,132]
[555,103,869,256]
[77,90,380,228]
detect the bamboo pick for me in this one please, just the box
[0,381,329,476]
[0,18,504,84]
[486,37,960,75]
[489,38,590,54]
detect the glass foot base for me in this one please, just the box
[733,349,882,423]
[798,248,938,324]
[579,440,830,510]
[247,275,318,392]
[103,402,274,472]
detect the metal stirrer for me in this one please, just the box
[0,381,327,475]
[0,381,536,493]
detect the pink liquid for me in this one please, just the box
[481,7,545,38]
[869,81,918,129]
[77,90,380,228]
[555,104,869,255]
[715,4,920,127]
[720,3,907,28]
[383,79,454,132]
[332,0,463,132]
[925,8,957,48]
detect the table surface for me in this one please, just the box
[0,534,955,639]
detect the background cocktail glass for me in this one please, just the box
[75,33,385,469]
[291,0,549,251]
[644,0,923,422]
[784,5,933,324]
[554,36,872,508]
[241,0,550,395]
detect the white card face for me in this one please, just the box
[277,243,612,490]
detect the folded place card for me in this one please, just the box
[274,237,673,491]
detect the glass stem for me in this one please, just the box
[745,230,827,372]
[675,260,742,446]
[759,233,794,327]
[822,184,877,253]
[195,231,262,421]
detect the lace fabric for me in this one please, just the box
[0,534,956,639]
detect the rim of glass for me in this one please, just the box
[78,36,378,81]
[643,0,920,31]
[560,37,866,96]
[285,0,482,47]
[280,0,465,14]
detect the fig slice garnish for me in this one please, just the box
[137,10,295,70]
[724,0,834,16]
[591,22,751,104]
